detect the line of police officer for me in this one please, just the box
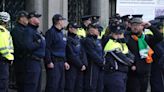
[0,10,164,92]
[11,11,46,92]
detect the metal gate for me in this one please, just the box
[0,0,25,24]
[68,0,91,23]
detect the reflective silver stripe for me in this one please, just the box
[9,41,13,46]
[8,37,13,46]
[0,47,7,50]
[110,51,129,66]
[114,60,118,70]
[2,52,9,56]
[0,46,13,51]
[8,46,13,50]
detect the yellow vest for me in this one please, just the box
[98,26,107,39]
[76,28,86,38]
[144,29,153,35]
[104,38,129,54]
[0,25,14,60]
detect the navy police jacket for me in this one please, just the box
[83,35,104,66]
[11,23,27,57]
[66,32,88,69]
[23,24,46,58]
[153,39,164,69]
[45,26,66,64]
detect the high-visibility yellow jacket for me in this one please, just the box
[0,25,14,60]
[98,26,107,39]
[103,38,133,70]
[144,29,153,35]
[104,38,129,54]
[76,28,86,38]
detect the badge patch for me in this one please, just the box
[63,37,67,41]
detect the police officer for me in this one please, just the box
[103,23,134,92]
[45,14,70,92]
[81,15,92,31]
[91,15,104,39]
[103,14,122,41]
[121,15,131,31]
[112,13,122,25]
[11,11,28,92]
[83,23,104,92]
[0,12,14,92]
[65,22,88,92]
[76,15,92,38]
[150,20,164,92]
[126,15,163,92]
[23,11,45,92]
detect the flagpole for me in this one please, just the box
[163,26,164,37]
[2,0,5,11]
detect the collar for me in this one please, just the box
[68,32,77,38]
[53,26,62,32]
[81,23,88,30]
[87,34,98,39]
[17,22,27,28]
[28,23,38,30]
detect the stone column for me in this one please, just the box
[109,0,116,17]
[47,0,68,28]
[91,0,101,16]
[25,0,68,33]
[25,0,44,32]
[91,0,109,27]
[42,0,48,33]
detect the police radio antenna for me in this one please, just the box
[162,20,164,37]
[2,0,5,11]
[162,22,164,37]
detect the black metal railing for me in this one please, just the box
[68,0,91,23]
[0,0,25,29]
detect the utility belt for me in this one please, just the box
[51,56,65,63]
[0,56,12,64]
[26,54,43,61]
[103,52,130,73]
[15,51,28,59]
[15,55,24,59]
[104,59,118,72]
[103,61,128,73]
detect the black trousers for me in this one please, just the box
[45,61,65,92]
[83,63,104,92]
[126,74,149,92]
[150,62,164,92]
[65,65,83,92]
[0,62,9,92]
[104,71,127,92]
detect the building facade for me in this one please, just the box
[0,0,116,33]
[0,0,116,91]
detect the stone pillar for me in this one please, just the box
[91,0,101,16]
[91,0,109,27]
[109,0,116,17]
[42,0,48,33]
[25,0,68,33]
[47,0,68,28]
[25,0,44,32]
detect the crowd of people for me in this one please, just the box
[0,10,164,92]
